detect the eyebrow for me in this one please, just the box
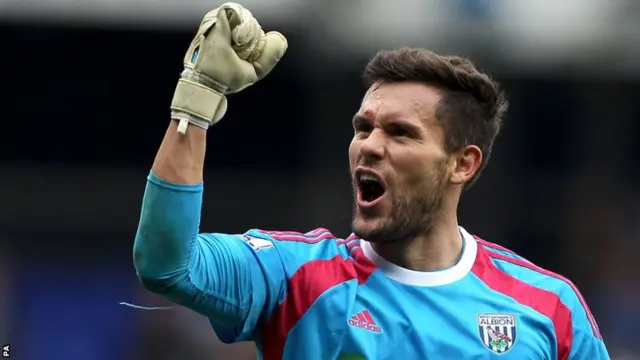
[353,114,423,134]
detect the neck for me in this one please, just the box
[369,207,463,271]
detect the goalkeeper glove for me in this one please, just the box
[170,2,288,134]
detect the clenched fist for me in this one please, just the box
[170,2,288,134]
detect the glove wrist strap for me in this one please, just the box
[171,78,225,119]
[170,72,228,134]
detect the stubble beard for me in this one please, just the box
[352,168,447,244]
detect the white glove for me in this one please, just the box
[170,2,288,134]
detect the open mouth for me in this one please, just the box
[356,170,386,203]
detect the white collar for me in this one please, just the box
[360,226,477,287]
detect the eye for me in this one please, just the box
[354,122,373,134]
[387,124,411,138]
[391,128,408,137]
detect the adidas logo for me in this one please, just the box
[348,309,382,333]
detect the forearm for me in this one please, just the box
[131,1,287,330]
[133,171,203,286]
[134,120,206,283]
[151,120,207,184]
[132,168,262,324]
[132,173,255,324]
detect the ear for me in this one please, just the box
[449,145,483,185]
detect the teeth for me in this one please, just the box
[360,174,379,183]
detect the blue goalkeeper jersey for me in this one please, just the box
[133,173,610,360]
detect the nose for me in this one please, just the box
[359,128,386,161]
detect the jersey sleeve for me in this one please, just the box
[187,231,287,343]
[568,328,609,360]
[563,286,610,360]
[133,172,344,343]
[206,229,346,342]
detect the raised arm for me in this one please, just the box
[132,2,288,339]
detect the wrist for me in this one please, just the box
[170,76,228,134]
[171,113,211,133]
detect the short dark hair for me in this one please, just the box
[363,47,509,189]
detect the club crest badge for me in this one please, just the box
[477,313,517,353]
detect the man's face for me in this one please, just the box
[349,81,451,243]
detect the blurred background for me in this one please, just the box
[1,0,639,359]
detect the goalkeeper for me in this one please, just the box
[134,3,609,359]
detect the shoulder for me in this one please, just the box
[206,228,365,277]
[475,235,584,304]
[242,228,374,288]
[474,235,602,340]
[240,227,360,262]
